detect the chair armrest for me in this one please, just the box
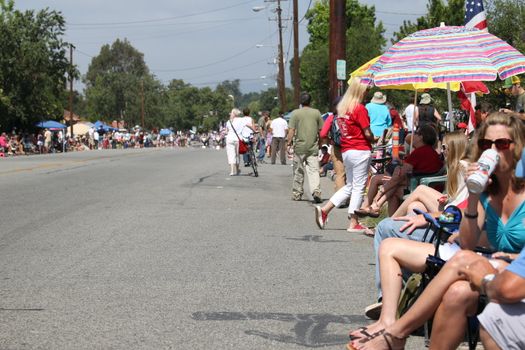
[420,175,448,187]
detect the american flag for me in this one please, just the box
[464,0,487,133]
[465,1,487,30]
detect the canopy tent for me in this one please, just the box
[93,120,118,132]
[35,120,66,130]
[66,122,93,137]
[159,129,172,136]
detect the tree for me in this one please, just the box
[486,0,525,53]
[299,0,386,111]
[391,0,465,43]
[84,39,166,128]
[0,0,73,131]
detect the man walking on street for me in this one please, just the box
[256,111,270,163]
[270,111,288,165]
[287,92,324,203]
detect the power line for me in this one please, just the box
[67,0,259,26]
[150,30,277,72]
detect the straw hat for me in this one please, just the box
[371,91,387,104]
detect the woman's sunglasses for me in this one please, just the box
[477,138,514,151]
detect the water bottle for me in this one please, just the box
[466,149,500,194]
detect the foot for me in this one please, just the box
[354,206,380,218]
[291,193,302,201]
[346,223,369,233]
[315,206,328,229]
[352,330,406,350]
[349,321,385,341]
[312,191,322,204]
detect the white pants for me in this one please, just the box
[329,149,371,214]
[226,138,239,165]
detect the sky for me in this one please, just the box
[15,0,430,94]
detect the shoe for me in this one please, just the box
[229,172,235,176]
[364,301,382,320]
[315,206,328,229]
[312,192,322,204]
[346,224,368,233]
[291,194,302,201]
[244,163,251,167]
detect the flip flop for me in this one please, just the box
[354,206,381,218]
[363,226,376,237]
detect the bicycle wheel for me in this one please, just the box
[250,149,258,177]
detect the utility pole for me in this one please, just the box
[69,44,74,141]
[329,0,346,106]
[292,0,300,107]
[140,79,145,130]
[276,0,287,112]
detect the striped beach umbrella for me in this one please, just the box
[362,26,525,87]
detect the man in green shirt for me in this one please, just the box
[286,92,324,202]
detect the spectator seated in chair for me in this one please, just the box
[356,124,443,217]
[347,112,525,350]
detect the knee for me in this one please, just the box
[441,281,477,312]
[378,237,398,259]
[447,250,479,270]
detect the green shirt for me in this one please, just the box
[289,106,323,155]
[516,92,525,113]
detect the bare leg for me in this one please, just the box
[360,175,385,210]
[429,281,479,350]
[349,238,433,338]
[392,185,441,217]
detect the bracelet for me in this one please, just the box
[480,273,495,295]
[464,212,478,219]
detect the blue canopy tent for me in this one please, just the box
[35,120,67,130]
[93,121,118,132]
[159,128,172,136]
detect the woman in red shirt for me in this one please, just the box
[315,77,375,233]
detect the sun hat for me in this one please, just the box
[502,76,521,88]
[420,93,432,104]
[371,91,387,104]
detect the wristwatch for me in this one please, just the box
[480,273,495,295]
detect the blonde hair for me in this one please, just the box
[230,108,241,119]
[443,131,468,197]
[337,77,368,116]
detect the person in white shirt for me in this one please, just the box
[269,112,288,165]
[402,95,416,134]
[225,108,245,176]
[240,107,256,167]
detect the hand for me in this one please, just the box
[447,233,459,244]
[437,195,448,205]
[393,214,428,234]
[458,257,498,292]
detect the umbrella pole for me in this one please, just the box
[409,91,418,153]
[447,82,453,131]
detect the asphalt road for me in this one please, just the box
[0,148,425,349]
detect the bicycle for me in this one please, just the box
[245,136,258,177]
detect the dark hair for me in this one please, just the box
[416,124,437,146]
[300,92,311,106]
[242,107,250,116]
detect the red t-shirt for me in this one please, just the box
[320,105,372,152]
[404,145,443,174]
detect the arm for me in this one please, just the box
[362,126,375,144]
[434,108,442,122]
[458,193,485,249]
[286,128,295,146]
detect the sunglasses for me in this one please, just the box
[477,138,514,151]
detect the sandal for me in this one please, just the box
[354,206,381,218]
[363,226,375,237]
[348,326,372,341]
[351,329,407,350]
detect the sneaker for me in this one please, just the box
[312,192,322,204]
[315,206,328,229]
[346,224,368,233]
[364,301,382,320]
[291,194,302,201]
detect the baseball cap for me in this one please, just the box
[516,148,525,178]
[456,122,468,129]
[502,76,521,88]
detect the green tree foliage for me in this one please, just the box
[486,0,525,53]
[84,38,164,128]
[392,0,465,43]
[0,0,73,130]
[300,0,386,111]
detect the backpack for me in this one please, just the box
[329,114,343,146]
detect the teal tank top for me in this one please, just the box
[480,193,525,253]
